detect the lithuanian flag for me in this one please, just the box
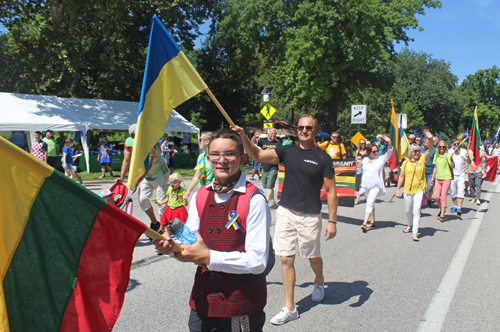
[388,101,401,170]
[129,14,208,190]
[1,136,146,332]
[469,106,481,166]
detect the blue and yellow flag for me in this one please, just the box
[128,15,208,189]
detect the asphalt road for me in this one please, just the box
[84,173,500,332]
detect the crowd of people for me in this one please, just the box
[22,119,497,331]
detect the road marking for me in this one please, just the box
[417,180,500,331]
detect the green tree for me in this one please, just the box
[0,0,215,101]
[214,0,441,132]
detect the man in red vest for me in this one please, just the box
[154,129,271,331]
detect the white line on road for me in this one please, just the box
[417,180,500,332]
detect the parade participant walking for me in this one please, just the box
[235,114,338,325]
[154,129,271,331]
[42,130,58,167]
[186,132,214,198]
[319,131,346,159]
[468,150,486,205]
[448,138,469,215]
[116,124,168,233]
[158,172,189,229]
[31,131,47,162]
[421,136,436,207]
[160,138,170,165]
[355,139,369,205]
[61,137,83,185]
[396,143,433,241]
[408,134,416,145]
[251,128,282,208]
[431,140,454,222]
[97,137,114,178]
[359,135,393,232]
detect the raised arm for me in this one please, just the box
[233,126,280,164]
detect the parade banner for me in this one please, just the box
[278,159,356,207]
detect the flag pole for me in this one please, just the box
[205,88,236,128]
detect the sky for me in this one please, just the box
[393,0,500,83]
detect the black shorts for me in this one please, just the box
[188,309,265,332]
[46,156,57,167]
[168,161,175,168]
[100,162,111,167]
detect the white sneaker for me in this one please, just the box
[270,307,299,325]
[250,177,255,180]
[470,198,476,203]
[476,200,481,205]
[311,277,325,302]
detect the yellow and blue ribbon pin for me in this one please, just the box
[226,210,240,230]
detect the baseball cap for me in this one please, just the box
[102,137,108,142]
[99,189,116,198]
[128,124,137,135]
[376,134,382,139]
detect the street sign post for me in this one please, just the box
[263,120,273,129]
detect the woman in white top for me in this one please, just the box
[358,135,393,232]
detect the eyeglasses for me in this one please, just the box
[208,152,242,162]
[360,143,366,145]
[438,146,446,149]
[169,181,180,186]
[453,143,459,146]
[371,150,378,154]
[298,126,313,131]
[413,150,421,153]
[332,136,339,139]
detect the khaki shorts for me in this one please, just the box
[273,206,322,258]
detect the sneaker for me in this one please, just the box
[270,307,299,325]
[78,179,83,185]
[469,198,476,203]
[250,177,255,180]
[457,207,462,215]
[450,206,457,213]
[258,175,262,179]
[99,174,106,178]
[311,277,325,302]
[476,200,481,206]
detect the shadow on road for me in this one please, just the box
[136,239,153,248]
[127,278,141,292]
[418,226,448,239]
[267,280,373,313]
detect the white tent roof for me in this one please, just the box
[0,92,86,132]
[57,97,199,134]
[0,92,199,135]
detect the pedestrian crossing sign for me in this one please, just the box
[260,103,276,120]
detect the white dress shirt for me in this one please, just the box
[185,171,271,275]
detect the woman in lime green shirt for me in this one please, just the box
[431,140,455,222]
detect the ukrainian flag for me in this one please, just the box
[128,15,208,189]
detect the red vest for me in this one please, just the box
[189,182,267,317]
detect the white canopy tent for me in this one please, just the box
[0,92,200,172]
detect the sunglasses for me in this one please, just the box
[371,150,378,154]
[438,146,446,149]
[332,136,339,139]
[298,126,313,131]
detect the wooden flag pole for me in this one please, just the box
[205,88,236,128]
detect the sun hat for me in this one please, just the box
[99,189,116,198]
[128,124,137,135]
